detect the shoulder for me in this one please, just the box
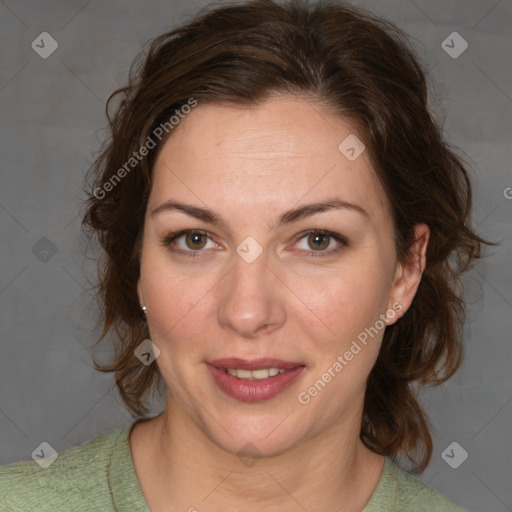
[0,425,130,511]
[370,458,468,512]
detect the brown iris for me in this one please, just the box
[308,233,330,250]
[185,233,207,250]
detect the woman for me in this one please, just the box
[0,0,490,510]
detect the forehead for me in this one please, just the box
[150,95,390,221]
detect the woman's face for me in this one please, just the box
[137,94,426,457]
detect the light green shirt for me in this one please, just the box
[0,423,467,511]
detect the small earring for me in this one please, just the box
[141,305,147,320]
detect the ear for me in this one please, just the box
[387,223,430,325]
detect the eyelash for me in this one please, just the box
[160,229,348,259]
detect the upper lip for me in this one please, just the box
[207,358,304,371]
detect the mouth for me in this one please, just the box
[222,367,289,380]
[207,358,306,402]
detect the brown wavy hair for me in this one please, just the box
[81,0,492,472]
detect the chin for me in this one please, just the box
[201,408,308,460]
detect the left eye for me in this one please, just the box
[293,230,347,255]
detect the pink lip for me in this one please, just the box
[206,358,306,403]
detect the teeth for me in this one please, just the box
[224,367,288,380]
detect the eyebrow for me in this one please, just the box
[150,197,369,230]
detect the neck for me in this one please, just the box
[133,399,385,512]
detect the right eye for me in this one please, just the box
[161,230,219,257]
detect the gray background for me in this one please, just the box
[0,0,511,510]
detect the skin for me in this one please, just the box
[131,94,429,512]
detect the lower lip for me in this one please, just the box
[207,364,306,403]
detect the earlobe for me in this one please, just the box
[387,223,430,324]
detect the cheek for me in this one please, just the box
[294,269,390,417]
[139,248,219,349]
[297,259,393,349]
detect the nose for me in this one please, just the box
[217,248,286,339]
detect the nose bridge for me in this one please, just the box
[231,246,269,290]
[217,247,285,337]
